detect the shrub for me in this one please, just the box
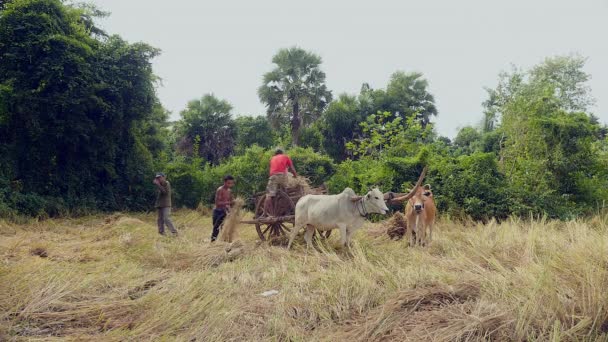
[164,146,335,208]
[429,152,512,221]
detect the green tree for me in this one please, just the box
[234,115,275,152]
[483,55,595,130]
[453,126,482,155]
[258,47,332,147]
[175,94,236,164]
[529,55,594,112]
[493,56,606,217]
[346,112,433,158]
[299,123,324,152]
[0,0,163,214]
[320,94,366,161]
[367,71,438,127]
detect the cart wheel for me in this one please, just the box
[254,190,295,241]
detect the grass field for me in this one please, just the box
[1,210,608,341]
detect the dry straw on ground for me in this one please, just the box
[1,212,607,341]
[367,211,407,239]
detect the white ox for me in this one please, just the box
[287,188,389,249]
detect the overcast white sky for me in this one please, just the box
[95,0,608,137]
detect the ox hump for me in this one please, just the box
[341,188,356,196]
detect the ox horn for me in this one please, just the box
[350,195,363,202]
[392,166,428,202]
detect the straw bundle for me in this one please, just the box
[286,174,313,195]
[367,212,409,240]
[219,197,245,243]
[386,212,408,240]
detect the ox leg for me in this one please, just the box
[418,224,426,247]
[414,216,421,246]
[304,225,315,249]
[407,218,416,247]
[345,228,352,246]
[338,224,348,247]
[428,223,434,244]
[287,224,302,250]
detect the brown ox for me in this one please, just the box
[389,170,436,246]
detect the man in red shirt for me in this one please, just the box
[265,148,297,216]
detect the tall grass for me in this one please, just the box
[1,211,607,341]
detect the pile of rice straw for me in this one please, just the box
[367,212,410,240]
[219,197,245,243]
[386,212,408,240]
[286,174,313,194]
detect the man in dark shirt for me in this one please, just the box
[153,172,177,236]
[211,175,235,242]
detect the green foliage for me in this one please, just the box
[327,158,396,195]
[453,126,483,155]
[487,55,606,218]
[429,153,512,221]
[319,72,437,161]
[529,55,594,112]
[258,47,332,146]
[164,157,206,209]
[346,112,433,158]
[234,115,275,152]
[320,94,366,161]
[165,146,335,208]
[0,0,164,217]
[327,150,425,196]
[299,124,323,152]
[365,71,437,127]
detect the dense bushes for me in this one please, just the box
[325,151,512,221]
[166,146,335,208]
[429,153,512,221]
[0,0,162,218]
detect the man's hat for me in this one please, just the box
[155,172,166,178]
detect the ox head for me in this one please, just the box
[367,187,390,215]
[355,188,389,215]
[350,187,389,215]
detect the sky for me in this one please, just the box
[95,0,608,138]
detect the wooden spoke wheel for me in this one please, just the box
[254,190,295,241]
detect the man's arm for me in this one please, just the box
[155,181,168,194]
[288,157,297,177]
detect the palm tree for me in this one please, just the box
[175,94,236,164]
[258,47,332,146]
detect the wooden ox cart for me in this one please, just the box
[240,182,331,241]
[240,167,427,242]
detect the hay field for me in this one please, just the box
[1,211,608,341]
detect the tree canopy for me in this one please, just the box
[175,94,236,165]
[0,0,164,214]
